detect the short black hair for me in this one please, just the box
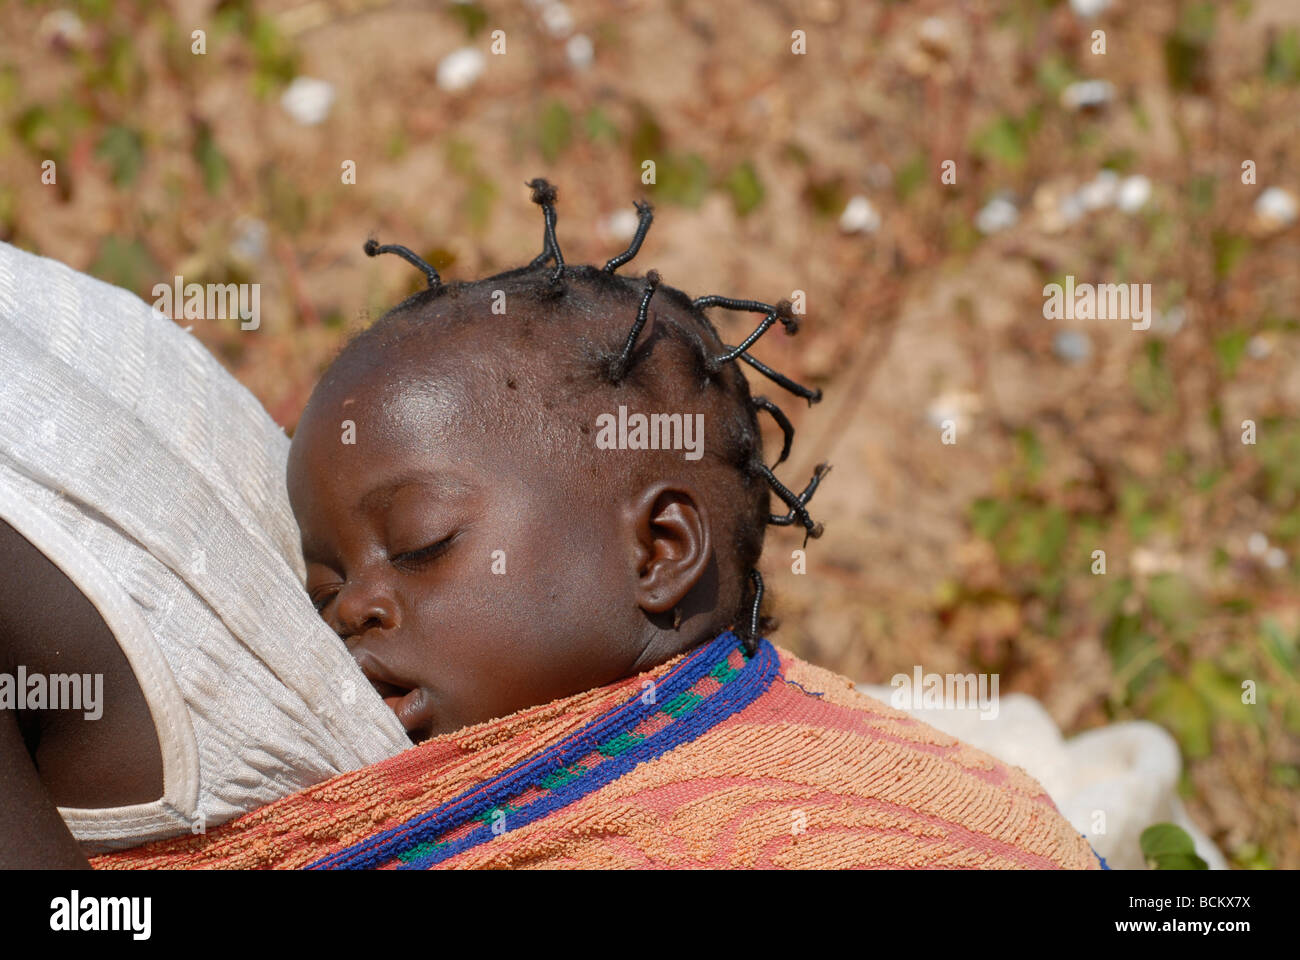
[357,179,829,653]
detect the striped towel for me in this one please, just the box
[93,631,1102,869]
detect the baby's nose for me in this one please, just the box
[333,580,398,638]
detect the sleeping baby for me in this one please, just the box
[97,181,1104,870]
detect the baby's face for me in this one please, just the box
[287,337,649,741]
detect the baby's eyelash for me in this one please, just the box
[391,534,455,572]
[311,587,339,613]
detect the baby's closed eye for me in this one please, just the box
[390,532,458,572]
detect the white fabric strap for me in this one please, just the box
[0,240,408,850]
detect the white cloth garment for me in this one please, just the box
[0,241,409,852]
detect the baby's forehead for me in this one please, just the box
[302,339,580,467]
[358,293,710,408]
[300,274,748,475]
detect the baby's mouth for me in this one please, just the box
[367,675,435,740]
[367,676,408,703]
[350,647,437,740]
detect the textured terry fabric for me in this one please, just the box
[0,241,409,851]
[94,633,1102,870]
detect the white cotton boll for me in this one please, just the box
[1153,304,1186,335]
[1053,330,1092,364]
[606,208,640,241]
[918,17,953,58]
[1117,174,1152,213]
[1131,547,1184,576]
[230,217,269,265]
[840,195,880,234]
[925,390,982,434]
[436,47,486,92]
[1266,547,1288,570]
[280,77,336,126]
[541,2,574,37]
[1061,79,1115,111]
[566,33,593,70]
[40,9,86,48]
[1255,186,1298,230]
[1078,169,1120,211]
[975,195,1018,234]
[1247,532,1269,557]
[1069,0,1111,18]
[1247,335,1271,359]
[1060,191,1086,225]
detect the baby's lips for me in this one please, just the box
[367,675,407,701]
[387,687,435,735]
[349,646,406,699]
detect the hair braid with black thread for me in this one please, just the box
[363,178,827,656]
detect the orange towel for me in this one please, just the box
[93,632,1101,869]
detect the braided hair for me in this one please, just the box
[360,178,828,655]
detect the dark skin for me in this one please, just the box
[0,518,165,868]
[289,304,746,742]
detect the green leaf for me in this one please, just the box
[1118,480,1152,539]
[1256,421,1300,507]
[1194,468,1223,492]
[1140,823,1208,869]
[92,34,143,98]
[250,16,299,97]
[583,106,620,145]
[1270,764,1300,788]
[1212,231,1250,279]
[1035,54,1076,98]
[803,174,846,217]
[1016,428,1044,481]
[1188,174,1216,214]
[1229,842,1273,870]
[1188,660,1255,725]
[894,154,926,201]
[1275,507,1300,541]
[1147,573,1201,636]
[723,161,764,217]
[1141,822,1195,858]
[537,100,573,163]
[1147,675,1213,758]
[652,153,711,208]
[1036,507,1069,569]
[449,1,489,38]
[89,236,158,294]
[627,105,665,160]
[446,138,476,177]
[265,168,307,233]
[971,115,1026,169]
[96,125,145,186]
[969,497,1010,540]
[465,176,497,232]
[194,123,228,195]
[1106,616,1163,701]
[1213,329,1249,378]
[1131,340,1174,412]
[1165,2,1215,92]
[1260,619,1297,679]
[1265,27,1300,84]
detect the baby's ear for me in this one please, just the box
[625,483,712,616]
